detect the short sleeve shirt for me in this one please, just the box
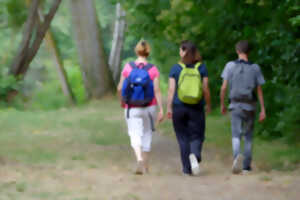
[169,63,208,109]
[121,61,159,108]
[221,59,265,111]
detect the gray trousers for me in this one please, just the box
[231,107,255,170]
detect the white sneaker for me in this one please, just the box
[232,154,243,174]
[189,154,200,176]
[242,169,251,175]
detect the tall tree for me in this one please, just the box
[70,0,114,99]
[109,3,126,83]
[9,0,62,77]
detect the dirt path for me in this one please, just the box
[1,132,299,200]
[145,133,300,200]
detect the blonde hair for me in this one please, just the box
[135,40,151,57]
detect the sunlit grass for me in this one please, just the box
[0,98,128,164]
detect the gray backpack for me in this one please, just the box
[229,60,257,103]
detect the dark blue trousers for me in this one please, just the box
[172,106,205,174]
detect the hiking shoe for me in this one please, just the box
[189,154,200,176]
[182,172,191,177]
[232,154,243,174]
[135,161,144,175]
[242,169,251,175]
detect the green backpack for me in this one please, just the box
[178,62,203,104]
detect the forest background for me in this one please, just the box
[0,0,299,146]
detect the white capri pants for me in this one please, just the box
[124,105,157,152]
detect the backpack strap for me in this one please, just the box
[129,61,138,69]
[129,62,153,71]
[126,62,136,119]
[178,62,186,69]
[126,108,130,118]
[143,63,154,71]
[194,62,202,69]
[178,62,202,69]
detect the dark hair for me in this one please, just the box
[180,40,198,64]
[195,49,202,62]
[235,40,251,54]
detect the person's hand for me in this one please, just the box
[156,109,164,124]
[221,104,227,115]
[166,107,172,119]
[259,110,266,122]
[206,105,211,114]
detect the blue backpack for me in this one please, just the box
[122,62,155,110]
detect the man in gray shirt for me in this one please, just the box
[220,40,266,174]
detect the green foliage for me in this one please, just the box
[29,78,69,110]
[257,84,300,142]
[27,64,86,110]
[120,0,300,142]
[95,0,115,51]
[288,5,300,27]
[0,0,27,29]
[0,63,24,108]
[65,64,86,104]
[0,74,19,99]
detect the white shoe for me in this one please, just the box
[189,154,200,176]
[232,154,243,174]
[242,169,251,175]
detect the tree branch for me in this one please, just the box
[26,0,62,66]
[9,0,39,76]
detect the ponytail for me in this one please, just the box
[135,40,151,57]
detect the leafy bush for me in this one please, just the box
[0,69,26,110]
[29,79,69,110]
[256,84,300,142]
[0,74,19,99]
[66,64,86,104]
[26,64,86,110]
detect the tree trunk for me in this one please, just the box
[70,0,114,99]
[109,3,126,84]
[9,0,62,77]
[44,31,76,104]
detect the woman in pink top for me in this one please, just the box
[117,40,164,175]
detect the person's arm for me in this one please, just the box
[220,80,228,115]
[117,75,125,104]
[203,77,211,113]
[167,78,176,119]
[153,77,164,123]
[257,85,266,122]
